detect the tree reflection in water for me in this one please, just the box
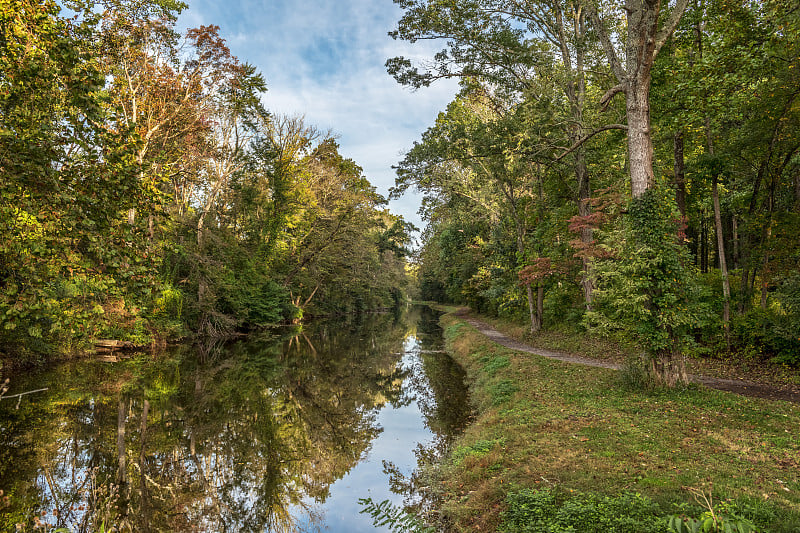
[0,310,424,532]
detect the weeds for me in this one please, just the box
[500,488,664,533]
[667,485,759,533]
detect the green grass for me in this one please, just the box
[433,312,800,532]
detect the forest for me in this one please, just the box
[0,0,415,366]
[1,0,798,384]
[388,0,800,383]
[2,0,800,531]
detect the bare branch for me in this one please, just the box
[587,7,626,83]
[552,124,628,162]
[654,0,692,60]
[600,83,626,111]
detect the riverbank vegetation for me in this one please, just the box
[431,310,800,532]
[0,0,414,367]
[389,0,800,384]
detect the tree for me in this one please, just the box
[388,0,626,311]
[0,0,147,357]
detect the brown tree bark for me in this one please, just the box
[626,82,655,199]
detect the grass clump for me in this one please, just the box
[489,379,518,405]
[451,438,505,466]
[435,311,800,532]
[481,353,511,376]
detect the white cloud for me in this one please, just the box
[177,0,458,231]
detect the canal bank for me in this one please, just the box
[431,308,800,532]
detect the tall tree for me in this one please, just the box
[588,0,690,197]
[388,0,621,310]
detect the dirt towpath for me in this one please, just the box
[456,311,800,405]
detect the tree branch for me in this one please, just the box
[599,83,626,111]
[654,0,692,60]
[552,124,628,162]
[587,8,626,83]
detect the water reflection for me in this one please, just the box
[0,306,470,532]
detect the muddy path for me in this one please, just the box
[455,311,800,405]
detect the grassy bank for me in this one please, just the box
[432,311,800,532]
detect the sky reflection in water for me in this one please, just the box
[0,306,470,532]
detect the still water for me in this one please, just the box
[0,306,471,532]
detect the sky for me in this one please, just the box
[176,0,460,235]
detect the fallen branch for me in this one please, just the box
[0,387,49,400]
[0,387,49,409]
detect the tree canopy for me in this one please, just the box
[389,0,800,380]
[0,0,415,364]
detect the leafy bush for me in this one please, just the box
[732,305,800,367]
[500,488,664,533]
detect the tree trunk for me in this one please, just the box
[139,399,151,532]
[626,83,655,199]
[712,176,731,351]
[117,398,127,486]
[536,283,544,331]
[527,283,540,334]
[732,215,739,269]
[761,227,772,310]
[506,182,540,335]
[707,115,731,351]
[576,156,594,310]
[701,214,708,273]
[795,171,800,211]
[650,349,688,387]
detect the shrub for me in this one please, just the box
[500,488,664,533]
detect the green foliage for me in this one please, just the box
[489,378,518,405]
[587,188,713,360]
[667,490,761,533]
[0,1,414,364]
[729,270,800,366]
[359,498,435,533]
[500,488,665,533]
[479,353,510,376]
[451,438,505,466]
[667,514,757,533]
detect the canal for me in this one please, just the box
[0,305,471,532]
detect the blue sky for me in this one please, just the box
[177,0,459,234]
